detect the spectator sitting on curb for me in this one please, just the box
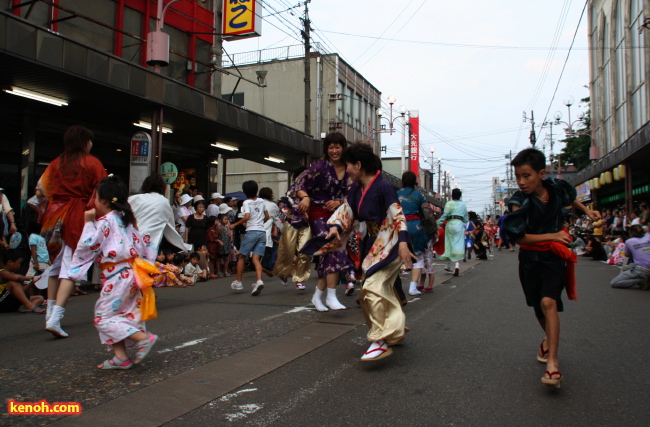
[610,225,650,290]
[0,249,44,313]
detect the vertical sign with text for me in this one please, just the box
[409,111,420,174]
[129,132,152,195]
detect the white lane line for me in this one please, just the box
[158,338,208,353]
[157,306,314,354]
[284,306,314,314]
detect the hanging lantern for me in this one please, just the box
[618,164,626,179]
[592,177,600,189]
[613,167,621,181]
[605,171,613,184]
[599,173,606,185]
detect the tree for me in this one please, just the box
[558,96,591,170]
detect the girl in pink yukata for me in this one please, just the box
[68,175,159,370]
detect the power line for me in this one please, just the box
[539,0,588,130]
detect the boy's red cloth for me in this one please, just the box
[519,229,578,300]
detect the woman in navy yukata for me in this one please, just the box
[302,143,415,361]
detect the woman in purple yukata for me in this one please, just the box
[290,132,353,311]
[68,175,159,370]
[302,143,415,361]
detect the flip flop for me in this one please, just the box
[23,307,45,314]
[541,371,562,388]
[537,339,549,363]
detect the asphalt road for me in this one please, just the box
[2,250,648,426]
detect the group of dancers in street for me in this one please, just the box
[32,126,597,387]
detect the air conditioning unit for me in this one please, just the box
[328,93,343,101]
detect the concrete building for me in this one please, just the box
[568,0,650,211]
[217,44,383,195]
[0,1,317,227]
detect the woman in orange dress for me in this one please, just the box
[41,125,107,338]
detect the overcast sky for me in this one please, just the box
[224,0,591,214]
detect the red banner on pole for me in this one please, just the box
[409,111,420,173]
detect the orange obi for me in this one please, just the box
[519,230,578,300]
[100,257,160,320]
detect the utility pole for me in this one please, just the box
[542,120,556,172]
[300,1,312,136]
[523,111,536,147]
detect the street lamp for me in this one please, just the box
[372,95,409,173]
[553,95,589,138]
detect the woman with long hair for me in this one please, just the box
[41,125,107,338]
[290,132,353,311]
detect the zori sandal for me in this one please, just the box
[541,371,562,388]
[360,340,393,361]
[98,356,133,370]
[537,339,549,363]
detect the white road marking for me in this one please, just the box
[408,298,421,303]
[225,403,264,422]
[217,388,258,403]
[158,338,208,353]
[284,306,314,314]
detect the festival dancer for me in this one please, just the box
[437,188,468,276]
[302,143,414,361]
[273,167,312,290]
[41,125,107,337]
[397,171,428,296]
[290,133,352,311]
[68,175,159,369]
[502,148,599,388]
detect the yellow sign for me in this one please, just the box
[223,0,262,40]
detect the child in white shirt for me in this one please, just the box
[230,180,269,296]
[184,252,207,283]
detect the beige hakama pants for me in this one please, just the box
[273,224,312,283]
[359,258,406,345]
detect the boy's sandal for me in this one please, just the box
[423,287,434,293]
[98,357,133,370]
[541,371,562,388]
[23,307,45,314]
[537,339,549,363]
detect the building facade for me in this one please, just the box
[568,0,650,211]
[217,45,384,195]
[0,1,318,227]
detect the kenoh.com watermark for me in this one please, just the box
[7,399,82,415]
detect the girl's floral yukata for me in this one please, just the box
[301,173,408,345]
[68,211,156,349]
